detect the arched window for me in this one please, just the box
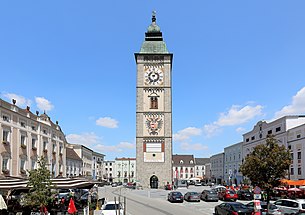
[150,97,158,109]
[149,92,159,109]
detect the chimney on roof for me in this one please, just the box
[26,106,30,111]
[36,111,39,116]
[12,99,16,105]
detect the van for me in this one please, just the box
[274,199,305,214]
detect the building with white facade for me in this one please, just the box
[194,158,209,180]
[69,144,93,178]
[103,160,115,183]
[210,152,224,185]
[243,116,305,159]
[66,147,82,177]
[0,98,67,178]
[92,151,105,181]
[224,142,243,185]
[287,123,305,180]
[114,158,136,183]
[172,155,195,180]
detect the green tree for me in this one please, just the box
[23,156,55,211]
[239,135,291,203]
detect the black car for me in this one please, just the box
[237,189,253,200]
[215,202,254,215]
[167,191,184,203]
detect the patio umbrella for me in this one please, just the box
[274,187,288,190]
[288,187,302,192]
[68,198,77,214]
[0,195,7,210]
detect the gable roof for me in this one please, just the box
[66,147,82,161]
[195,158,210,165]
[172,154,195,166]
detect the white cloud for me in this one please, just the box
[173,127,202,142]
[2,93,32,107]
[66,132,134,153]
[215,105,263,126]
[236,127,245,133]
[118,141,136,149]
[96,117,118,128]
[180,142,208,151]
[95,141,135,152]
[95,144,123,152]
[66,132,101,146]
[202,104,263,137]
[275,87,305,118]
[35,97,54,111]
[203,124,221,138]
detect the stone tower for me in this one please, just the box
[135,12,173,188]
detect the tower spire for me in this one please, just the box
[152,11,156,23]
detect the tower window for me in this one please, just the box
[150,97,158,109]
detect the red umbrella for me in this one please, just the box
[274,187,288,191]
[288,187,302,192]
[68,198,77,214]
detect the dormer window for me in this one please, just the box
[190,160,193,164]
[180,160,184,164]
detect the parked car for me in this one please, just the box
[188,180,195,185]
[246,201,281,215]
[201,189,219,202]
[79,192,98,206]
[215,202,254,215]
[218,189,238,201]
[56,189,74,201]
[167,191,184,203]
[274,199,305,214]
[237,189,253,200]
[195,181,202,186]
[111,182,118,187]
[101,201,124,215]
[184,192,200,202]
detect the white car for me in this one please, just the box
[101,201,124,215]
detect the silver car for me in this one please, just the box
[201,189,219,202]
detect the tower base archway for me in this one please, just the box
[150,175,158,189]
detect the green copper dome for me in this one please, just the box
[147,22,160,33]
[139,11,169,54]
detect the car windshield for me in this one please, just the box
[189,192,198,195]
[104,204,121,210]
[228,190,236,194]
[302,203,305,209]
[172,192,182,196]
[208,190,217,194]
[232,204,248,210]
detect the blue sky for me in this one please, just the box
[1,1,305,161]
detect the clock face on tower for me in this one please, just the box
[144,66,164,86]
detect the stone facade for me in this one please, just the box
[135,13,173,188]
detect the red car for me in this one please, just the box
[218,189,238,201]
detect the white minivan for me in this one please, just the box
[274,199,305,214]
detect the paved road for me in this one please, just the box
[98,185,252,215]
